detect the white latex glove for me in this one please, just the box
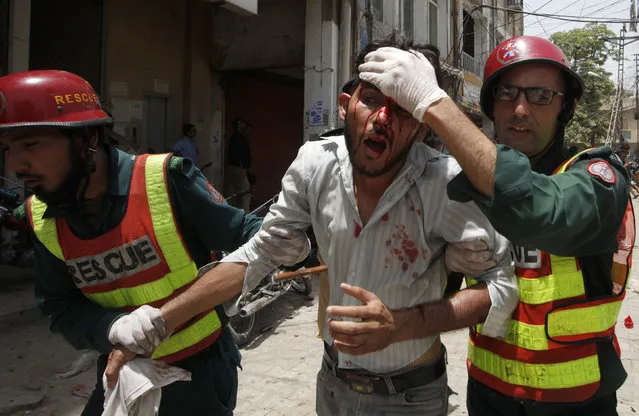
[445,241,497,276]
[108,305,167,356]
[358,47,449,121]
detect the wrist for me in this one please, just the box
[391,306,424,343]
[421,95,453,124]
[160,304,182,334]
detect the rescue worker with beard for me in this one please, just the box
[104,34,518,416]
[358,36,634,415]
[0,70,263,415]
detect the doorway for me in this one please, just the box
[29,0,104,93]
[224,72,303,209]
[145,96,167,154]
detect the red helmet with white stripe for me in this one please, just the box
[481,36,584,122]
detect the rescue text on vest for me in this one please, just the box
[66,236,161,287]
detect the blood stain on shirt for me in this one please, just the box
[354,221,362,238]
[384,224,422,268]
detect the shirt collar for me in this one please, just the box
[330,136,428,223]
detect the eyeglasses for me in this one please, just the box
[494,85,564,105]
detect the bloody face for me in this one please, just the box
[341,82,423,178]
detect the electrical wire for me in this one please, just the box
[527,2,551,38]
[540,4,631,34]
[533,0,590,24]
[534,1,624,34]
[477,4,638,23]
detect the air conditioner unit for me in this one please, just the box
[506,0,523,11]
[206,0,257,16]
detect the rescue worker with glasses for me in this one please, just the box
[0,70,263,415]
[357,36,635,416]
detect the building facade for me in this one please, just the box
[1,0,524,209]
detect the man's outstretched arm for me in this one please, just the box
[162,262,246,332]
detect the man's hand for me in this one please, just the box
[108,305,167,356]
[327,283,402,355]
[358,47,448,121]
[445,241,497,276]
[104,346,136,389]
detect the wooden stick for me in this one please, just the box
[275,265,328,280]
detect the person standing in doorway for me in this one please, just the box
[226,117,253,213]
[172,123,199,166]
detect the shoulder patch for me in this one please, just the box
[12,203,26,220]
[587,161,616,184]
[206,183,224,203]
[168,156,183,172]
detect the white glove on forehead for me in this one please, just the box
[108,305,167,356]
[358,47,449,121]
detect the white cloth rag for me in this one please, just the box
[102,358,191,416]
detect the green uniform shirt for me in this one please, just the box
[448,144,630,399]
[31,146,262,354]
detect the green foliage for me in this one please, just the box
[550,23,617,147]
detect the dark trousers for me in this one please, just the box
[467,377,618,416]
[82,327,241,416]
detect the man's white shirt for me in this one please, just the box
[221,136,517,373]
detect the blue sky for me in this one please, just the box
[523,0,639,88]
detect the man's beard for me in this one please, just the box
[344,119,414,178]
[29,149,89,207]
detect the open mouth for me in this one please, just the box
[363,136,389,159]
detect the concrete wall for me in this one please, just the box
[104,0,218,183]
[211,0,306,71]
[185,0,217,181]
[413,0,451,54]
[1,0,31,244]
[7,0,29,74]
[2,0,30,197]
[304,0,340,141]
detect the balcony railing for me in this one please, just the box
[462,52,483,77]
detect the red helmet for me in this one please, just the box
[0,70,111,131]
[480,36,584,122]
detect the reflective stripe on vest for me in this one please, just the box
[28,154,221,362]
[518,255,584,305]
[466,148,633,402]
[468,340,601,389]
[28,196,64,261]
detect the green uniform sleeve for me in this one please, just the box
[33,238,122,354]
[166,157,262,251]
[448,145,629,256]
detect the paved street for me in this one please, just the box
[1,204,639,415]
